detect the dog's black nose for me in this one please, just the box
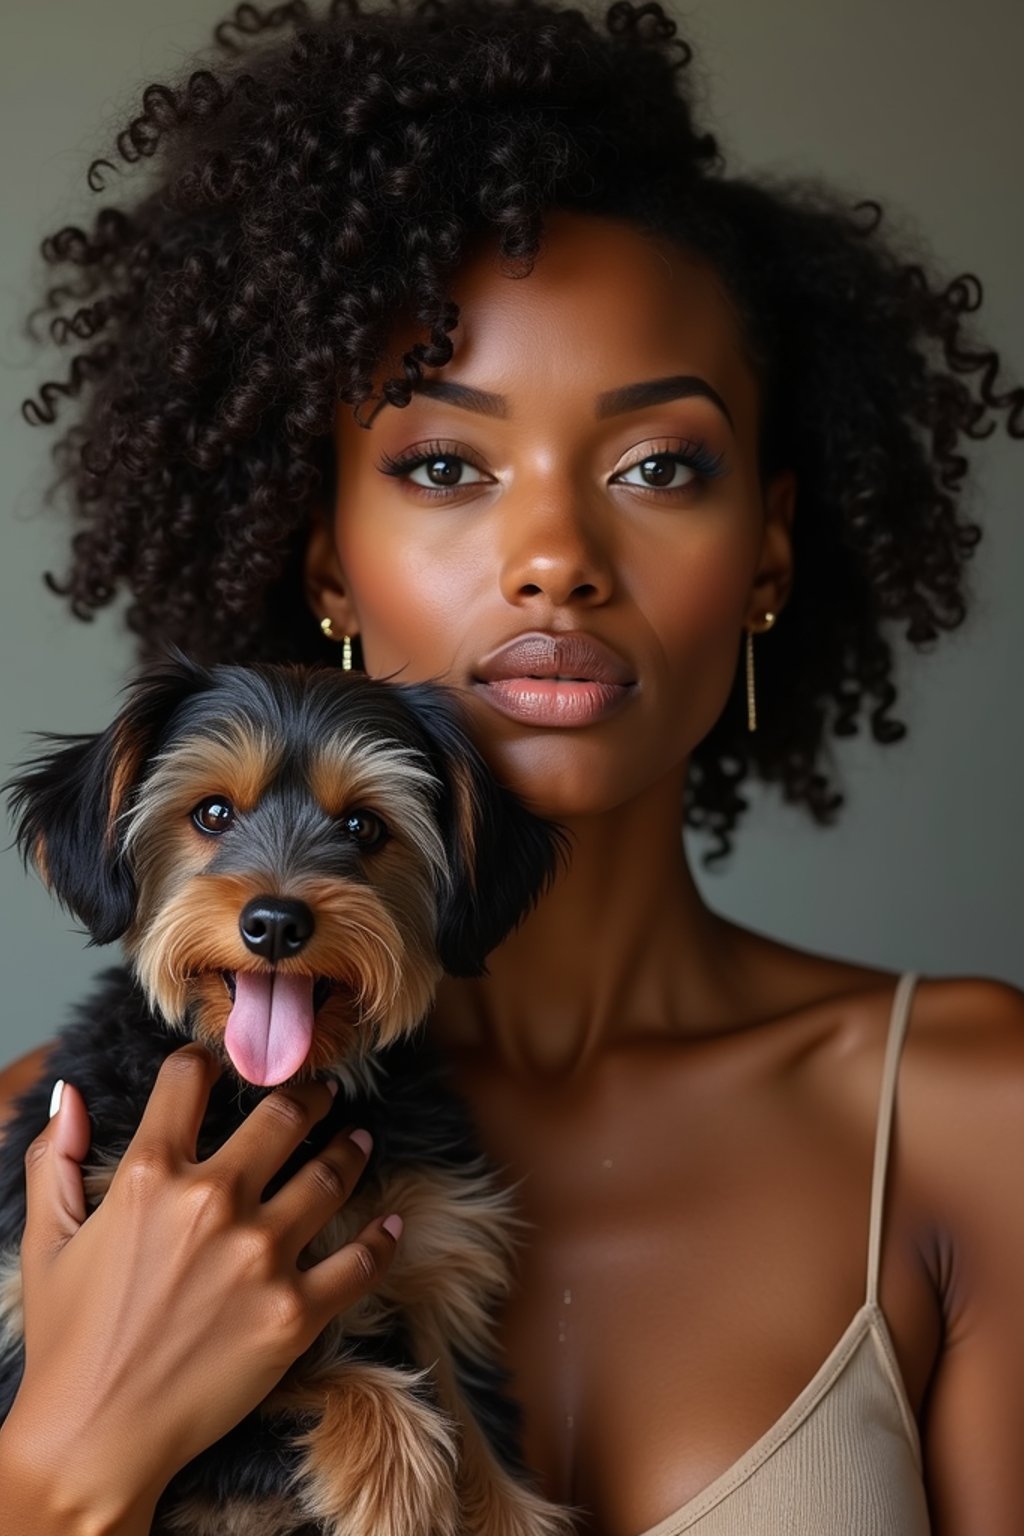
[239,896,315,962]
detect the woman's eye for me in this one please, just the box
[376,441,491,496]
[377,438,724,499]
[617,454,695,491]
[409,454,487,490]
[342,809,389,849]
[613,444,724,493]
[192,796,235,834]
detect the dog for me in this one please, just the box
[0,653,579,1536]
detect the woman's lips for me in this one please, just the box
[471,677,634,727]
[472,630,637,726]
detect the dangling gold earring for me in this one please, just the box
[745,611,777,733]
[320,615,355,672]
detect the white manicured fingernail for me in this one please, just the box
[48,1080,65,1120]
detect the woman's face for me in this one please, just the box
[306,209,794,820]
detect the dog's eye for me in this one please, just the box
[342,809,388,849]
[192,797,235,835]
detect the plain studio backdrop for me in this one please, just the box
[0,0,1021,1062]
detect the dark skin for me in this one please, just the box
[3,209,1024,1535]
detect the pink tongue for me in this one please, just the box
[224,972,315,1086]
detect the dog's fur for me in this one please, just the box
[0,655,580,1536]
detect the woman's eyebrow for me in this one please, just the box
[366,373,734,427]
[596,375,734,429]
[407,380,509,418]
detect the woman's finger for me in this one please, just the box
[262,1126,373,1257]
[129,1043,222,1166]
[300,1210,404,1321]
[20,1079,92,1265]
[216,1077,339,1202]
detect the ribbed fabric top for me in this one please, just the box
[632,970,931,1536]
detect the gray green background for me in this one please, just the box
[1,0,1021,1065]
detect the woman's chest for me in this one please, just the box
[446,1044,938,1536]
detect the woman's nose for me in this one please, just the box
[497,482,616,608]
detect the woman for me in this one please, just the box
[0,0,1022,1531]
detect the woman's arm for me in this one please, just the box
[0,1044,402,1535]
[915,980,1024,1533]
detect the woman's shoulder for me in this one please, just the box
[798,964,1024,1231]
[738,934,1024,1162]
[834,966,1024,1094]
[893,971,1024,1191]
[901,971,1024,1064]
[734,926,1023,1062]
[799,954,1024,1098]
[0,1043,58,1136]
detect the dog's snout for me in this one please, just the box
[239,896,315,962]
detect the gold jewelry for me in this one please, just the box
[745,611,776,733]
[321,615,355,671]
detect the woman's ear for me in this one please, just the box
[749,468,796,621]
[303,511,361,642]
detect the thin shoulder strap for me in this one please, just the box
[865,971,920,1308]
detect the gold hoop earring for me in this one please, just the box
[745,611,776,733]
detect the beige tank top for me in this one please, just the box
[632,970,931,1536]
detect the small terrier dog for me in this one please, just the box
[0,653,578,1536]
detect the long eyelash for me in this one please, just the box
[374,437,727,494]
[624,438,726,485]
[376,440,470,478]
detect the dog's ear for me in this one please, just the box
[5,649,211,945]
[395,683,573,978]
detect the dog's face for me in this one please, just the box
[7,655,570,1087]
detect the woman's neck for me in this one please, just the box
[428,771,741,1081]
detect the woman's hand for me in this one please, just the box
[0,1042,403,1535]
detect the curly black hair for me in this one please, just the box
[21,0,1023,864]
